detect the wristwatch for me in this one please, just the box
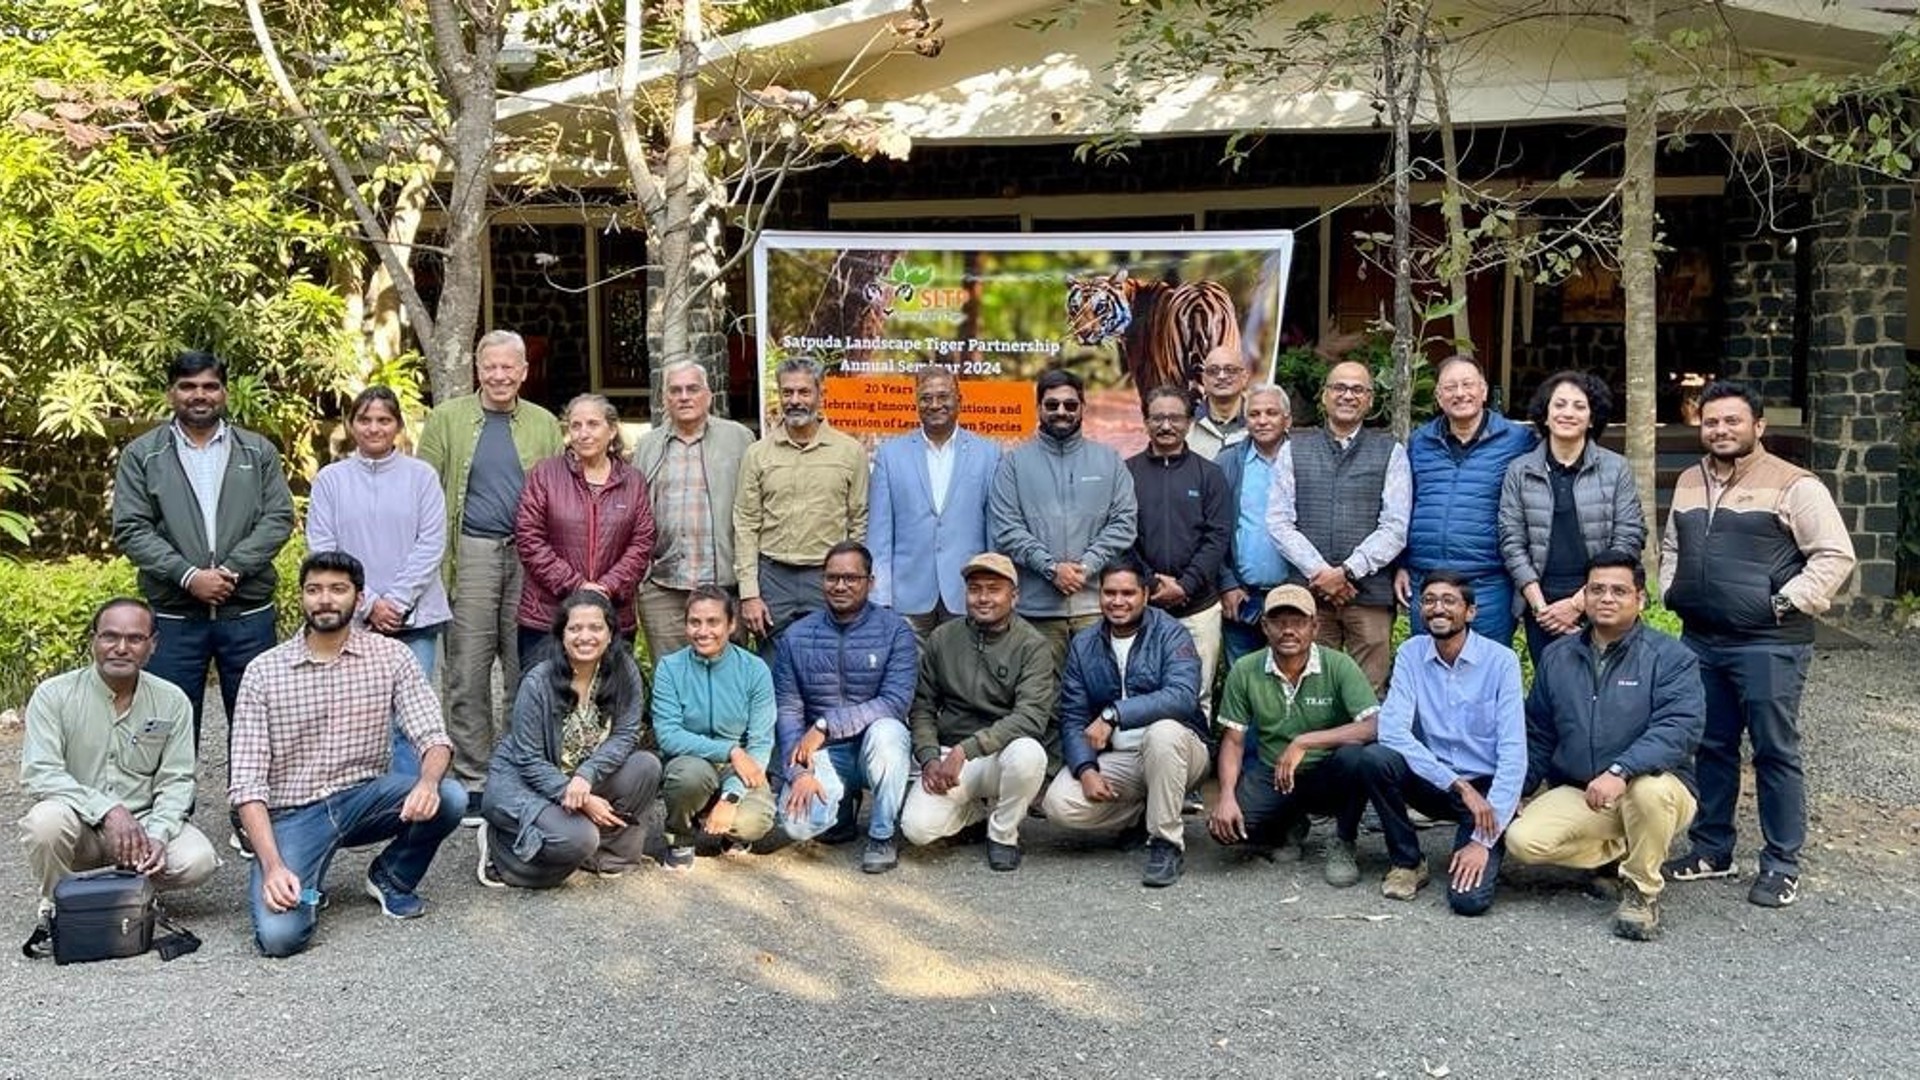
[721,791,742,805]
[1098,705,1118,726]
[1607,763,1629,780]
[812,717,828,732]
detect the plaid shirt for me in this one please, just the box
[651,432,717,589]
[227,627,449,810]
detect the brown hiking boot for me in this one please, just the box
[1612,881,1662,941]
[1381,861,1429,901]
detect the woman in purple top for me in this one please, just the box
[308,386,452,771]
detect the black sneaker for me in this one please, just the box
[1181,789,1205,816]
[1748,869,1799,908]
[20,913,52,960]
[1662,851,1737,881]
[818,819,862,846]
[1141,837,1184,887]
[986,839,1022,872]
[228,828,256,861]
[861,836,899,874]
[461,790,485,829]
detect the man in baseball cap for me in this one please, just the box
[1208,582,1379,888]
[900,550,1058,871]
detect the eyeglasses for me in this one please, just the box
[823,573,870,586]
[1326,383,1373,397]
[1040,399,1082,413]
[1419,594,1467,609]
[1145,414,1188,428]
[94,632,153,647]
[917,393,955,406]
[1201,365,1245,379]
[1584,583,1638,599]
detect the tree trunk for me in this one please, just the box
[1383,0,1428,441]
[1430,53,1474,358]
[422,0,502,400]
[1623,0,1661,582]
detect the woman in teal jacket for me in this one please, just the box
[651,586,776,871]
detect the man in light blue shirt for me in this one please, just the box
[1215,385,1293,665]
[1352,569,1525,915]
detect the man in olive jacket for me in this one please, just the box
[900,553,1057,871]
[112,351,294,754]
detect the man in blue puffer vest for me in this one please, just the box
[1396,356,1537,645]
[772,542,918,875]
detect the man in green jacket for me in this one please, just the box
[415,330,564,819]
[901,553,1057,871]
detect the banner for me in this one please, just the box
[752,230,1293,456]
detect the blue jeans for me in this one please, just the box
[1685,640,1810,876]
[387,626,443,777]
[1353,743,1503,916]
[247,772,466,957]
[1406,569,1517,649]
[147,606,279,751]
[777,716,912,842]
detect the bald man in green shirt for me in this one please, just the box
[1208,584,1378,887]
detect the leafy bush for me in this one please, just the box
[0,537,309,711]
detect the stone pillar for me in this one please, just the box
[1806,163,1909,617]
[1720,189,1799,403]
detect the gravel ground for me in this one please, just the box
[0,634,1915,1079]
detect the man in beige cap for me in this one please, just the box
[900,552,1057,871]
[1208,583,1379,887]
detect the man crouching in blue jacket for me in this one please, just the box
[1041,560,1209,887]
[1504,551,1705,941]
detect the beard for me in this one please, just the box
[304,609,351,634]
[782,405,815,429]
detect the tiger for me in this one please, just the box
[1065,268,1242,409]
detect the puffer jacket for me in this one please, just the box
[1405,410,1537,575]
[514,453,655,633]
[1058,608,1205,777]
[771,602,919,783]
[1496,441,1646,590]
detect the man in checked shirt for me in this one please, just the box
[229,551,467,958]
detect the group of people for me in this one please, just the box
[17,332,1856,959]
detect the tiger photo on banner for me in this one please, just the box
[752,231,1295,456]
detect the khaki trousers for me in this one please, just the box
[638,581,694,673]
[900,737,1048,847]
[1314,602,1394,697]
[19,800,218,904]
[446,534,524,786]
[1177,603,1223,718]
[1041,720,1209,848]
[1504,774,1698,898]
[1029,614,1102,671]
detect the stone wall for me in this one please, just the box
[6,434,118,557]
[1806,164,1910,614]
[1720,188,1803,405]
[490,222,590,409]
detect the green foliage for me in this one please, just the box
[0,462,31,550]
[0,537,308,710]
[0,3,364,463]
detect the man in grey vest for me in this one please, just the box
[1265,361,1409,694]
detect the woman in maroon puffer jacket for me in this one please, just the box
[514,394,656,670]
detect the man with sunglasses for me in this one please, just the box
[990,368,1138,664]
[19,598,218,956]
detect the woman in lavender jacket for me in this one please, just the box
[308,385,453,772]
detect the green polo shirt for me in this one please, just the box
[20,667,196,841]
[1218,644,1379,768]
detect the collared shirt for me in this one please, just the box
[923,432,957,515]
[1230,441,1291,588]
[1217,643,1378,768]
[20,667,196,841]
[228,628,449,810]
[733,422,870,598]
[1187,400,1248,461]
[1267,435,1412,578]
[1375,630,1527,846]
[172,419,231,566]
[653,428,718,589]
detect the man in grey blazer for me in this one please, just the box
[869,366,1002,640]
